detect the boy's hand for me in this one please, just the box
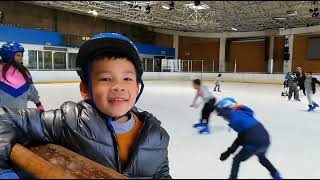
[216,108,231,118]
[220,151,231,161]
[190,104,199,108]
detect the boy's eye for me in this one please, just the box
[124,77,133,81]
[99,77,111,81]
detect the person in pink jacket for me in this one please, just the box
[0,41,44,111]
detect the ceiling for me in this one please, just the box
[26,1,320,33]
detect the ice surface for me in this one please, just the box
[30,80,320,179]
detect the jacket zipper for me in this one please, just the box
[111,131,122,173]
[123,113,150,173]
[106,117,122,173]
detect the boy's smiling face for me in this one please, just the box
[81,57,140,117]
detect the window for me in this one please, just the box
[44,51,53,70]
[68,53,77,70]
[53,52,66,69]
[38,51,44,69]
[28,50,37,69]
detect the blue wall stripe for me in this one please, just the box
[0,25,175,57]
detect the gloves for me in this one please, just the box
[190,104,199,108]
[0,170,19,179]
[220,150,231,161]
[216,107,231,118]
[36,102,45,112]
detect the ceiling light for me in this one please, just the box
[162,5,170,10]
[231,27,238,31]
[185,3,209,10]
[273,17,287,20]
[92,11,98,16]
[287,10,297,17]
[88,10,98,16]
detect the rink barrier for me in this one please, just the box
[10,144,128,179]
[30,71,320,85]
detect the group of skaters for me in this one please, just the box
[188,64,319,179]
[190,77,282,179]
[282,67,320,112]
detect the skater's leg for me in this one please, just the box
[218,84,221,92]
[199,101,216,133]
[230,148,255,179]
[256,151,278,176]
[214,84,217,91]
[288,85,293,100]
[194,102,211,128]
[293,84,300,101]
[306,91,314,106]
[257,151,282,179]
[201,102,212,124]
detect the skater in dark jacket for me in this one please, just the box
[295,66,306,91]
[215,97,282,179]
[287,72,300,101]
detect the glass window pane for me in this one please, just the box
[27,50,37,69]
[53,52,66,70]
[38,51,43,70]
[44,51,52,70]
[68,53,77,70]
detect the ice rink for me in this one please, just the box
[30,80,320,179]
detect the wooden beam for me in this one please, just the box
[10,144,128,179]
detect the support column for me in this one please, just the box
[268,36,274,74]
[219,37,226,72]
[173,35,179,59]
[283,35,294,73]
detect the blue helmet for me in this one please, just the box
[0,42,25,63]
[215,97,237,110]
[76,33,142,81]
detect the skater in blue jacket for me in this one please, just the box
[215,97,282,179]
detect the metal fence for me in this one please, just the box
[142,58,216,73]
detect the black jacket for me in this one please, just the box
[295,71,306,90]
[0,101,170,179]
[302,77,320,95]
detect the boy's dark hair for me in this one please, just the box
[218,73,222,77]
[193,79,201,85]
[81,51,138,87]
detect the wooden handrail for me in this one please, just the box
[10,144,128,179]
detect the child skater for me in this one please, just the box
[190,79,216,134]
[281,72,289,97]
[215,97,282,179]
[287,72,300,101]
[302,72,320,112]
[214,73,223,92]
[0,41,44,111]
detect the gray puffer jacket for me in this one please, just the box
[0,101,171,179]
